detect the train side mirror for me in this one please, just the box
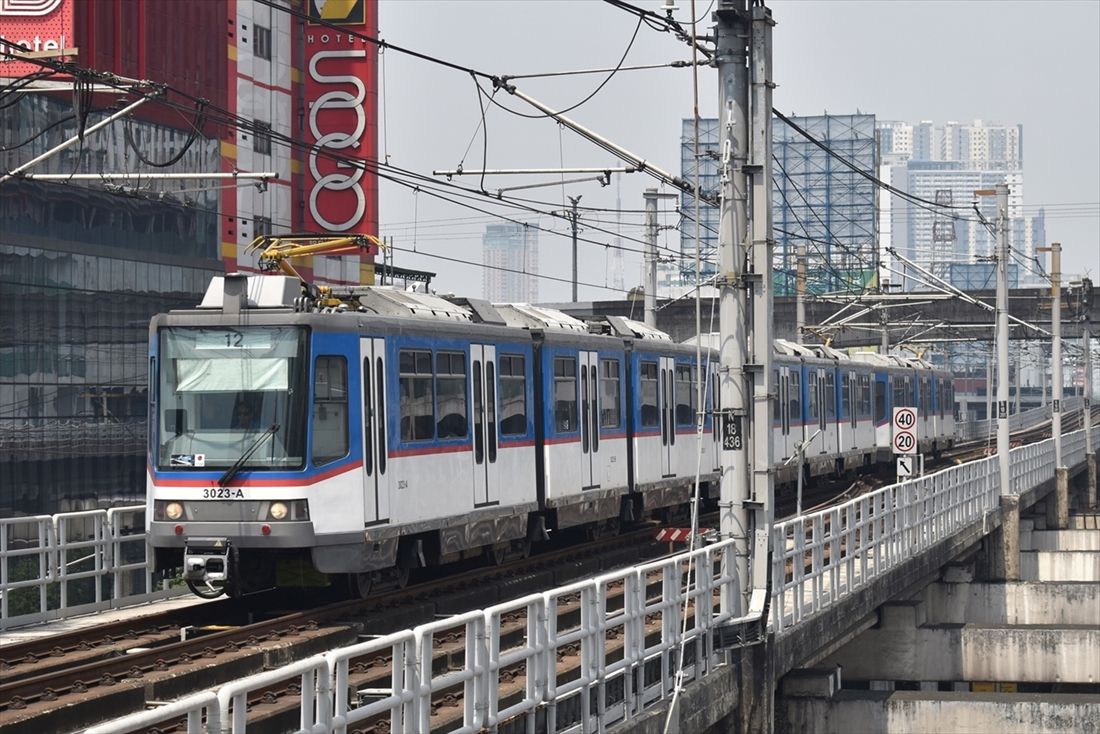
[166,408,188,436]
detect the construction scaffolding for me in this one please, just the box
[678,113,878,296]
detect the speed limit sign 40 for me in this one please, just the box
[892,407,918,455]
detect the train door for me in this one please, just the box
[777,366,790,460]
[579,350,599,490]
[845,371,857,453]
[660,356,676,477]
[471,344,500,506]
[360,337,389,524]
[711,360,721,472]
[820,367,837,454]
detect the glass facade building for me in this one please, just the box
[1,96,223,515]
[482,222,539,303]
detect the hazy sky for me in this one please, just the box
[376,0,1099,302]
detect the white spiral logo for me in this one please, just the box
[308,49,367,232]
[0,0,62,16]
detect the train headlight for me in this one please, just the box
[166,502,184,520]
[269,502,289,520]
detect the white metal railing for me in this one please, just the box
[771,429,1088,633]
[0,506,184,629]
[65,427,1098,732]
[80,539,752,734]
[956,396,1085,442]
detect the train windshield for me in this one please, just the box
[156,326,308,470]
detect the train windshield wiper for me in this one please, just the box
[218,424,280,487]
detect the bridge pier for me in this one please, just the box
[1089,453,1097,509]
[1054,466,1069,529]
[989,494,1020,581]
[776,485,1100,734]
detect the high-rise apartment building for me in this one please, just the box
[482,223,539,303]
[877,119,1043,289]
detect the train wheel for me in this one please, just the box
[346,572,373,599]
[393,564,411,589]
[484,544,508,566]
[186,579,228,599]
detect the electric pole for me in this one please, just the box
[642,189,678,328]
[796,243,806,344]
[995,183,1010,489]
[716,0,774,629]
[1083,277,1095,508]
[568,195,581,302]
[1040,243,1067,527]
[716,0,751,616]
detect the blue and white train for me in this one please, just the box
[147,275,954,597]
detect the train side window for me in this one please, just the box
[675,364,692,425]
[861,375,872,419]
[376,357,386,474]
[436,351,468,439]
[773,369,781,423]
[312,356,348,466]
[473,360,484,463]
[841,375,851,422]
[399,349,434,441]
[553,356,577,432]
[486,362,497,462]
[640,361,659,427]
[789,369,801,425]
[600,358,621,428]
[809,371,819,420]
[825,371,836,419]
[499,354,527,436]
[363,358,372,476]
[875,380,886,422]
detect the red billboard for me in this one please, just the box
[0,0,75,78]
[297,0,378,253]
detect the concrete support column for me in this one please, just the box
[1088,454,1097,510]
[995,494,1021,581]
[1054,468,1069,529]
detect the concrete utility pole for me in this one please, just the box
[748,3,776,613]
[716,0,774,628]
[716,0,751,616]
[995,183,1010,484]
[644,189,658,327]
[1040,243,1067,527]
[796,243,806,344]
[568,195,582,302]
[642,190,678,328]
[1083,277,1096,508]
[991,182,1019,579]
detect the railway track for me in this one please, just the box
[0,522,673,734]
[6,409,1094,733]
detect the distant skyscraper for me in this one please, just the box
[678,113,878,295]
[877,119,1042,289]
[482,222,539,303]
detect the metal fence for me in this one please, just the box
[770,429,1090,633]
[85,538,754,733]
[956,396,1084,443]
[19,425,1097,731]
[0,505,183,630]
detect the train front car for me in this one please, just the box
[147,275,359,598]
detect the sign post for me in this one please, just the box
[892,407,919,480]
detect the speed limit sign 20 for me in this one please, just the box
[892,430,916,454]
[892,407,918,455]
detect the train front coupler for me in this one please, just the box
[183,537,239,598]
